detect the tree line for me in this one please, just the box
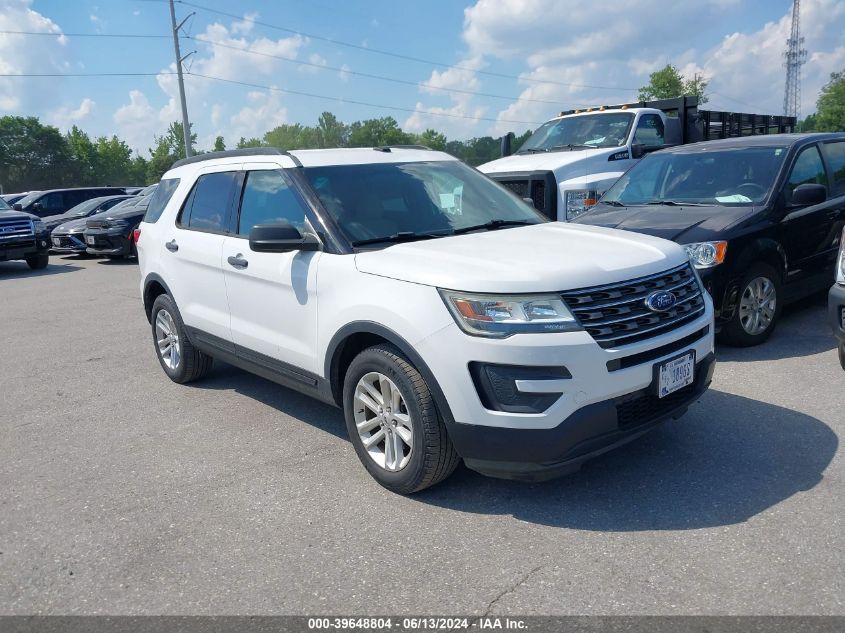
[0,111,531,194]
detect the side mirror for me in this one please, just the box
[790,183,827,207]
[630,143,645,159]
[12,203,22,211]
[249,221,321,253]
[500,132,515,157]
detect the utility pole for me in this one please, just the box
[782,0,807,119]
[169,0,193,157]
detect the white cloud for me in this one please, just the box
[0,0,67,111]
[298,52,327,74]
[229,90,288,141]
[113,90,160,154]
[50,98,96,129]
[338,63,351,82]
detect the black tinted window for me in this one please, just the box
[237,170,308,236]
[787,146,826,200]
[179,173,237,232]
[144,179,180,223]
[633,114,665,147]
[821,141,845,193]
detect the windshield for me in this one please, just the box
[15,191,42,209]
[0,197,10,210]
[66,197,105,218]
[303,160,545,246]
[518,113,634,153]
[601,147,787,207]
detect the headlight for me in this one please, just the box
[33,220,46,233]
[684,241,728,269]
[565,189,598,221]
[439,290,580,338]
[837,228,845,284]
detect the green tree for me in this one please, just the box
[263,123,320,149]
[348,117,413,147]
[316,111,348,148]
[237,137,264,149]
[814,70,845,132]
[0,116,72,192]
[165,121,197,161]
[213,135,226,152]
[416,128,447,151]
[512,129,534,153]
[94,135,134,186]
[638,64,708,104]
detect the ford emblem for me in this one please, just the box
[645,290,677,312]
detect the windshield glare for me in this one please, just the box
[0,197,10,210]
[15,192,42,209]
[68,198,104,217]
[303,160,544,245]
[601,147,787,207]
[519,113,634,152]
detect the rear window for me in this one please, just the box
[177,172,238,232]
[143,179,180,224]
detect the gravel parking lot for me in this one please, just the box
[1,255,842,615]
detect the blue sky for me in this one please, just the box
[2,0,844,154]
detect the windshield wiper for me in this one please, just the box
[452,219,537,235]
[351,231,452,247]
[546,143,594,152]
[602,200,624,207]
[644,200,706,207]
[514,148,545,154]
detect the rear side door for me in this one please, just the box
[164,165,241,347]
[221,162,322,375]
[780,143,837,283]
[819,139,845,272]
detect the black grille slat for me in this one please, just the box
[562,263,705,349]
[0,218,34,241]
[616,383,696,430]
[501,180,529,198]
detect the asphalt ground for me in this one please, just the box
[1,255,842,615]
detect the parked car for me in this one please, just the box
[50,197,140,255]
[2,192,37,206]
[84,193,153,258]
[0,196,51,270]
[574,133,845,346]
[138,147,715,494]
[12,187,126,218]
[479,96,794,221]
[43,195,135,233]
[830,227,845,370]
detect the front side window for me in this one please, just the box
[178,173,237,232]
[518,113,634,153]
[601,147,787,207]
[303,160,544,246]
[633,114,665,147]
[144,178,180,224]
[237,170,308,236]
[39,192,65,212]
[786,146,827,201]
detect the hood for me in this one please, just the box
[575,203,760,243]
[0,209,38,222]
[53,217,92,233]
[43,211,78,229]
[478,146,627,186]
[354,223,686,294]
[99,204,147,222]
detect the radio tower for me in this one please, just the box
[783,0,808,118]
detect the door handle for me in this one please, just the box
[165,239,178,252]
[227,254,249,269]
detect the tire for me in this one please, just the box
[150,294,213,384]
[342,344,460,494]
[25,252,49,270]
[839,343,845,371]
[721,262,782,347]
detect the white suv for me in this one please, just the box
[137,147,715,494]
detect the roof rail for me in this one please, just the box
[373,144,432,152]
[170,147,302,169]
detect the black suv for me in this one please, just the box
[13,187,126,218]
[575,133,845,346]
[84,188,155,259]
[0,197,50,270]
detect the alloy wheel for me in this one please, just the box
[155,309,181,370]
[353,372,413,471]
[739,276,777,336]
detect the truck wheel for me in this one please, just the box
[343,344,460,494]
[25,252,49,270]
[150,294,213,384]
[721,262,782,347]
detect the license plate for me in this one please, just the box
[86,236,95,245]
[656,351,695,398]
[52,238,60,246]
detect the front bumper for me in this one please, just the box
[0,235,50,261]
[453,353,715,480]
[829,283,845,345]
[84,228,132,256]
[50,233,87,254]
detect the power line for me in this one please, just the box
[0,72,175,77]
[175,0,639,92]
[0,30,169,38]
[187,72,544,125]
[188,35,594,107]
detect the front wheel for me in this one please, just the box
[343,344,460,494]
[25,252,49,270]
[721,263,782,347]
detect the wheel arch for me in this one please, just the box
[142,273,174,323]
[324,322,457,429]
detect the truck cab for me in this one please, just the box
[479,96,795,222]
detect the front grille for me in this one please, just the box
[86,219,108,229]
[491,171,556,218]
[500,180,529,198]
[561,263,705,348]
[615,382,697,430]
[0,217,34,244]
[53,234,84,248]
[531,181,545,211]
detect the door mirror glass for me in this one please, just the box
[790,183,827,207]
[631,143,645,159]
[249,221,320,253]
[12,203,22,211]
